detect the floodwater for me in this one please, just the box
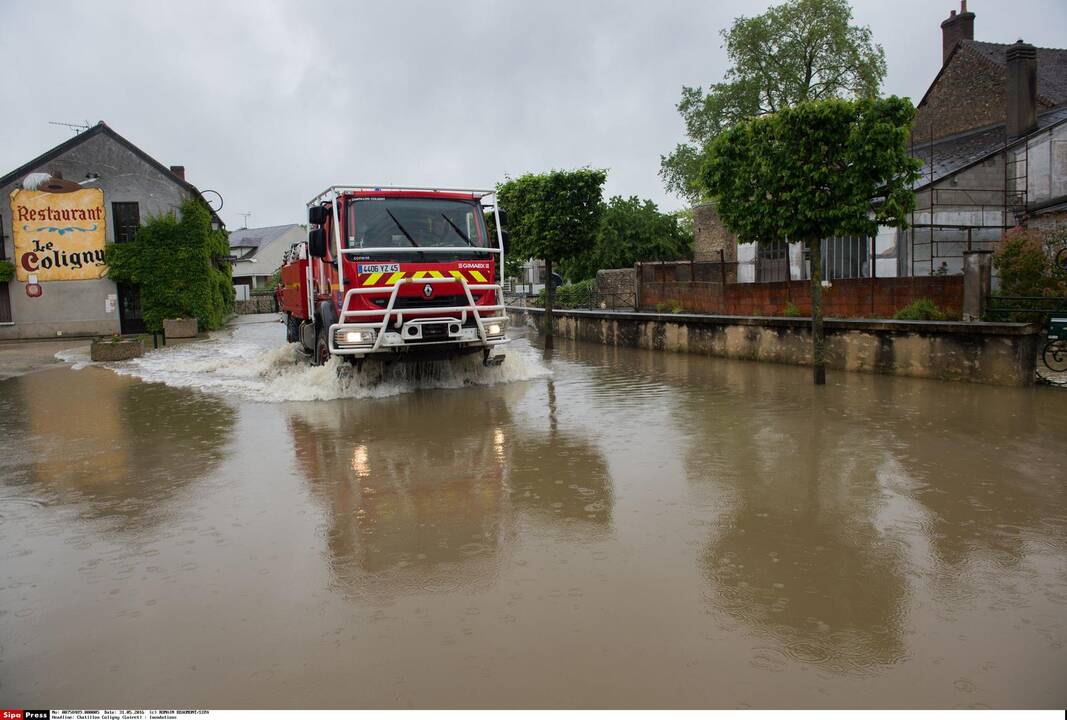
[1,319,1066,709]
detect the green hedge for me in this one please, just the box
[534,278,597,308]
[106,199,233,332]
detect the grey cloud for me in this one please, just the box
[1,1,1064,228]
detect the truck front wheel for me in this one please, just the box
[315,331,331,366]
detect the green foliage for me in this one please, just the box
[661,0,886,204]
[893,298,947,321]
[782,302,803,317]
[106,198,234,332]
[0,259,14,283]
[993,227,1067,298]
[655,299,684,314]
[534,279,596,308]
[561,195,693,281]
[702,97,919,246]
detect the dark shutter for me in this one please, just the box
[112,202,140,244]
[0,215,10,322]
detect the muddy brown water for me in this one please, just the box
[1,323,1065,708]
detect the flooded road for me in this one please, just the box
[2,320,1066,708]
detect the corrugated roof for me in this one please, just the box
[966,40,1067,107]
[911,105,1067,189]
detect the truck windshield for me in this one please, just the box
[346,198,491,250]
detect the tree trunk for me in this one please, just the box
[809,238,826,385]
[543,257,555,350]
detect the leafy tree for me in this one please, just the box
[662,0,886,204]
[497,169,607,349]
[562,196,693,281]
[107,198,234,332]
[701,97,919,384]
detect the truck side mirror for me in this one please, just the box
[308,227,327,258]
[500,229,510,253]
[308,205,329,226]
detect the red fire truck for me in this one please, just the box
[277,185,509,368]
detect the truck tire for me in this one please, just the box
[314,331,331,366]
[285,313,300,343]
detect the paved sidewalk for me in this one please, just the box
[0,338,90,379]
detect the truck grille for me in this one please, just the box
[372,294,481,309]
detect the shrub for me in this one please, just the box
[655,299,684,314]
[0,259,14,283]
[993,227,1067,298]
[782,302,803,317]
[893,298,946,321]
[535,278,596,309]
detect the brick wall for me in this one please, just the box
[640,276,964,319]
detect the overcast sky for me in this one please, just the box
[2,0,1064,229]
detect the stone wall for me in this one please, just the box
[509,307,1040,386]
[640,275,964,319]
[914,44,1006,143]
[691,203,738,263]
[595,268,636,308]
[236,295,278,314]
[913,43,1056,144]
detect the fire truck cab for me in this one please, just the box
[278,186,509,368]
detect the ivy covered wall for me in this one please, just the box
[106,199,233,332]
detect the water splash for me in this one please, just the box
[69,321,549,402]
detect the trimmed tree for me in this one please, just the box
[701,96,919,384]
[497,169,607,349]
[661,0,886,204]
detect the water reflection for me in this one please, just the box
[288,391,511,595]
[0,367,235,533]
[287,378,613,598]
[637,346,1067,675]
[507,380,613,529]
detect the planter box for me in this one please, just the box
[163,317,198,338]
[90,338,144,362]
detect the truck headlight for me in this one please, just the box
[486,322,506,338]
[337,329,375,347]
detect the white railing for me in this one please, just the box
[327,275,507,355]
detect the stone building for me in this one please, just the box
[0,122,222,338]
[692,1,1067,281]
[903,2,1067,276]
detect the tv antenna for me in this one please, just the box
[49,120,92,135]
[237,211,252,229]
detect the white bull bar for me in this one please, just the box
[327,275,509,356]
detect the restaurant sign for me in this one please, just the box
[10,187,108,281]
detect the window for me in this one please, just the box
[345,198,489,249]
[112,202,140,244]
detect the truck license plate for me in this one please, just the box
[358,263,400,274]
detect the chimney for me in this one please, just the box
[941,1,975,65]
[1006,40,1038,138]
[170,165,186,181]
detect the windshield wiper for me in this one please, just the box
[440,213,473,246]
[385,209,418,247]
